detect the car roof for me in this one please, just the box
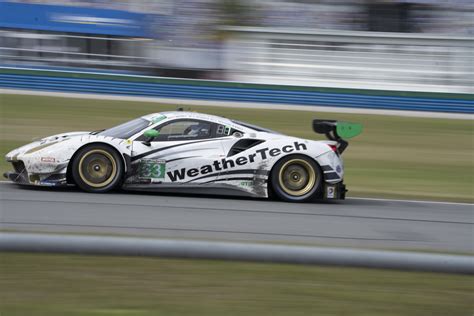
[142,111,236,126]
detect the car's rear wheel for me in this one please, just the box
[72,144,123,193]
[271,155,322,202]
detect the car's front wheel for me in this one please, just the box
[72,144,124,193]
[271,155,322,202]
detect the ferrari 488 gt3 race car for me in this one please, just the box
[4,111,362,202]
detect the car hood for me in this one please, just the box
[5,131,89,159]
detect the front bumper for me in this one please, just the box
[4,171,29,184]
[4,158,68,187]
[4,170,67,186]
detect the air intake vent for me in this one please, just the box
[228,139,264,157]
[12,161,26,173]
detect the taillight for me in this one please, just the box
[328,144,338,153]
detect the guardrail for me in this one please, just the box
[0,67,473,113]
[1,233,473,274]
[223,27,474,94]
[0,31,149,72]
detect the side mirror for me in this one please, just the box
[142,129,159,146]
[143,129,159,139]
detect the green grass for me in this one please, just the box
[1,94,473,202]
[1,95,472,315]
[0,253,472,316]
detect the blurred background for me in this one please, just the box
[0,0,473,92]
[1,2,473,315]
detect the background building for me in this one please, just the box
[1,0,473,89]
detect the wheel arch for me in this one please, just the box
[267,152,323,199]
[66,142,128,185]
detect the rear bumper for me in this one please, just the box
[323,181,347,200]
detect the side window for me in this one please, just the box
[145,120,212,141]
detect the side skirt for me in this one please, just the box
[122,183,264,198]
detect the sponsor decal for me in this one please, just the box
[167,141,307,182]
[41,157,56,163]
[38,181,57,187]
[138,159,166,179]
[326,186,336,199]
[336,165,342,173]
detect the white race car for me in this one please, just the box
[4,111,362,202]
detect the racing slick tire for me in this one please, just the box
[270,154,322,202]
[72,144,124,193]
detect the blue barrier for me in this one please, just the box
[0,70,473,113]
[0,1,154,38]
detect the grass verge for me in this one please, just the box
[1,253,473,316]
[1,94,472,202]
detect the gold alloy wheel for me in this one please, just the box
[78,149,117,188]
[278,159,317,196]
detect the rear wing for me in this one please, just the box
[313,119,363,153]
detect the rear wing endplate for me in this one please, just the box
[313,119,363,153]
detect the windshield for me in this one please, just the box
[98,118,150,139]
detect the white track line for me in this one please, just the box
[347,197,473,206]
[0,181,471,206]
[2,88,473,120]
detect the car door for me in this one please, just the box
[214,124,267,178]
[130,119,225,185]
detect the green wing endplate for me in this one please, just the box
[336,122,363,139]
[313,119,363,140]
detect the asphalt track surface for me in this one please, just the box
[1,182,472,253]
